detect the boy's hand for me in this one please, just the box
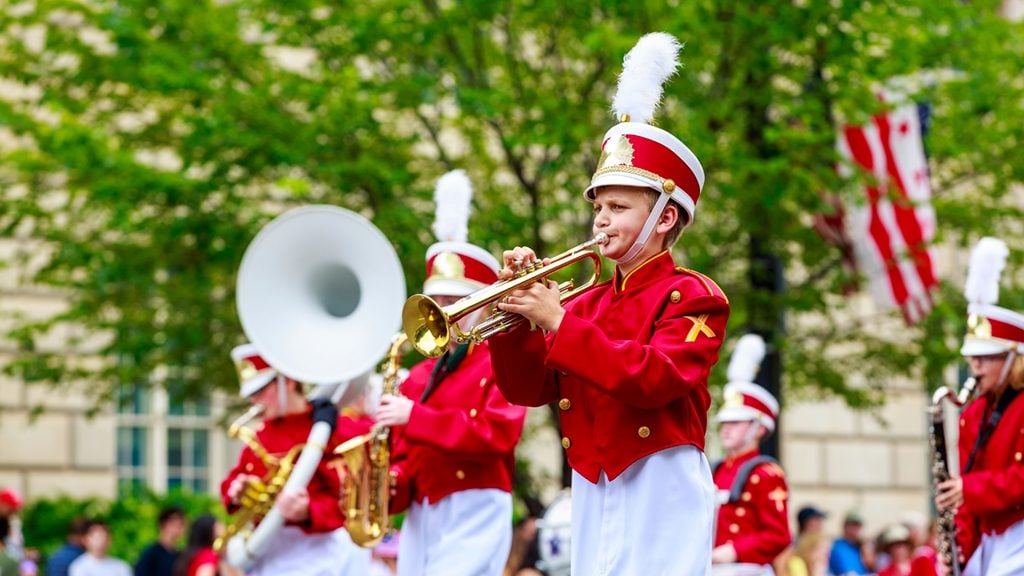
[497,279,565,333]
[500,246,548,280]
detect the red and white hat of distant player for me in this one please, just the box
[960,237,1024,356]
[424,170,500,297]
[716,334,780,433]
[583,32,705,264]
[231,342,277,398]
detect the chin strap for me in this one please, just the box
[995,350,1018,390]
[615,192,672,265]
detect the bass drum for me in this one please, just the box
[535,490,572,576]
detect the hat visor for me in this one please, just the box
[714,406,760,423]
[584,173,661,200]
[241,372,276,398]
[424,278,485,298]
[960,338,1014,357]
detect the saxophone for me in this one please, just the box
[334,333,407,547]
[214,405,307,554]
[929,376,977,576]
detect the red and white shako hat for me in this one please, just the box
[584,33,705,243]
[961,237,1024,356]
[424,170,500,297]
[231,342,277,398]
[716,334,780,433]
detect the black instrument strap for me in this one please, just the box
[964,387,1021,474]
[711,455,781,503]
[420,343,471,403]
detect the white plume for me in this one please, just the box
[964,237,1009,306]
[611,32,682,124]
[432,170,473,242]
[727,334,766,384]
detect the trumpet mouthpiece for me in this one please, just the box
[594,233,609,245]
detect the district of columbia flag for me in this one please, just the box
[836,98,938,325]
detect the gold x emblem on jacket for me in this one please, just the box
[684,314,716,343]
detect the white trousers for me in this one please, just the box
[397,488,512,576]
[963,517,1024,576]
[571,444,715,576]
[250,526,371,576]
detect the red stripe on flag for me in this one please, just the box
[873,112,938,291]
[842,125,910,307]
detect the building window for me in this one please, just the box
[116,386,225,494]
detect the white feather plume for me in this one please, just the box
[432,170,473,242]
[611,32,682,124]
[964,237,1009,306]
[727,334,766,384]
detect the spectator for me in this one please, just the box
[45,519,88,576]
[796,505,827,540]
[0,489,24,562]
[0,517,20,576]
[778,531,829,576]
[877,523,937,576]
[171,515,219,576]
[829,511,869,576]
[68,520,131,576]
[135,506,185,576]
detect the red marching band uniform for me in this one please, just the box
[951,237,1024,576]
[491,33,729,576]
[712,335,791,570]
[220,343,373,575]
[386,170,527,576]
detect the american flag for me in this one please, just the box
[834,99,939,325]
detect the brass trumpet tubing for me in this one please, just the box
[403,234,607,357]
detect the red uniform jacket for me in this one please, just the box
[388,342,527,513]
[490,251,730,483]
[713,450,791,564]
[220,409,372,533]
[954,388,1024,563]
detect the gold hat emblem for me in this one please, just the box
[431,252,465,281]
[723,389,745,409]
[235,358,262,384]
[967,313,992,339]
[597,135,635,170]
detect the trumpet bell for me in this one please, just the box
[237,205,406,386]
[402,294,450,358]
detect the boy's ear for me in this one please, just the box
[657,202,680,232]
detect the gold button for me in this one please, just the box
[663,179,676,192]
[736,508,746,517]
[742,492,751,502]
[1016,452,1022,462]
[669,291,681,303]
[245,463,253,472]
[750,475,760,485]
[469,408,478,418]
[961,418,966,427]
[479,378,487,387]
[561,437,571,449]
[729,523,739,534]
[456,470,465,480]
[637,426,650,438]
[559,398,571,410]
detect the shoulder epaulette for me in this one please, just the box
[674,266,729,303]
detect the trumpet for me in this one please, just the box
[402,233,608,358]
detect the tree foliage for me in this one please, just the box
[1,0,1023,408]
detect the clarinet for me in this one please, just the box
[928,377,976,576]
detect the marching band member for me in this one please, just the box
[376,170,527,576]
[490,33,729,575]
[711,335,791,574]
[221,343,372,576]
[935,237,1024,576]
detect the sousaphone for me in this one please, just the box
[224,205,405,570]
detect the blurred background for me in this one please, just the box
[2,0,1024,566]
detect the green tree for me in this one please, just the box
[2,0,1023,414]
